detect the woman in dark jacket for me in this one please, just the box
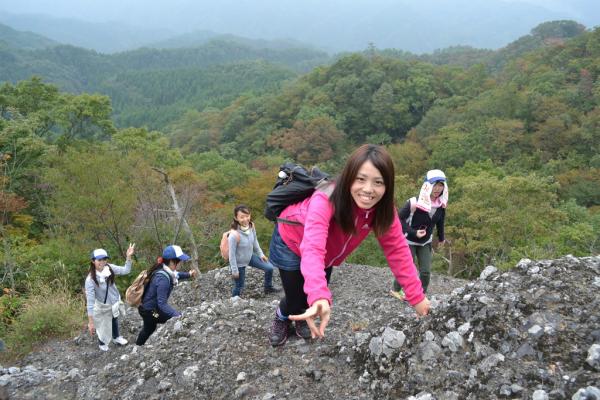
[135,245,197,346]
[391,169,448,297]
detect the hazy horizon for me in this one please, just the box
[0,0,598,53]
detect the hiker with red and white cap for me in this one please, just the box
[135,245,197,346]
[85,243,135,352]
[391,169,449,299]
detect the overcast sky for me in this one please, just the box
[1,0,595,29]
[0,0,597,53]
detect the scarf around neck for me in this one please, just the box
[96,265,112,285]
[415,170,449,213]
[162,264,178,285]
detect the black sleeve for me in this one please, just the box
[436,208,445,242]
[398,200,417,241]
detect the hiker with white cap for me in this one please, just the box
[135,244,197,346]
[85,243,135,351]
[391,169,449,299]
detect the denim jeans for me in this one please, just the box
[249,254,276,288]
[268,224,301,271]
[232,266,246,297]
[231,254,277,296]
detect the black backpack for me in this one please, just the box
[264,162,329,222]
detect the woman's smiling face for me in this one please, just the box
[235,211,251,227]
[350,160,386,209]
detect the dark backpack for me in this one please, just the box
[264,162,329,222]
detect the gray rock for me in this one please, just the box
[381,327,405,356]
[510,383,524,394]
[532,389,549,400]
[528,325,544,339]
[442,331,463,352]
[572,386,600,400]
[586,344,600,370]
[158,380,172,392]
[478,353,505,374]
[457,322,471,336]
[173,320,183,332]
[480,265,498,280]
[419,341,442,362]
[369,336,383,357]
[407,392,434,400]
[235,383,256,398]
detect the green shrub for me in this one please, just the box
[0,293,24,337]
[1,279,84,361]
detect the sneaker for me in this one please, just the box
[99,344,109,352]
[264,286,282,294]
[294,320,312,339]
[112,336,128,346]
[389,289,405,301]
[269,316,291,347]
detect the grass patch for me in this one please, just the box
[0,279,84,362]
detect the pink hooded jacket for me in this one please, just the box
[278,189,425,307]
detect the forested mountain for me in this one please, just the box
[0,20,598,361]
[0,22,57,50]
[147,31,315,52]
[373,20,587,70]
[0,33,329,128]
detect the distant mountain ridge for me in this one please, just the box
[0,11,175,53]
[0,22,57,50]
[1,0,598,53]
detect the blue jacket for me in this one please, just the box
[140,269,191,318]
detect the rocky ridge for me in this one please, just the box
[1,255,599,399]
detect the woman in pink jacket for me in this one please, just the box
[268,144,430,346]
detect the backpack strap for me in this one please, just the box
[409,197,417,214]
[103,266,115,304]
[155,269,172,285]
[276,217,303,226]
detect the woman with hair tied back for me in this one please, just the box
[268,144,430,347]
[85,244,135,351]
[135,245,197,346]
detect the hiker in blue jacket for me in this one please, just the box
[135,245,197,346]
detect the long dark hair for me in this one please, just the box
[331,144,396,236]
[88,262,115,286]
[230,204,254,230]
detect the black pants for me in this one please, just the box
[278,267,333,317]
[136,308,171,346]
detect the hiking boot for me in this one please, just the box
[98,344,109,352]
[295,320,312,339]
[269,316,291,347]
[264,286,282,294]
[112,336,128,346]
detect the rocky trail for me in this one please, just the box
[1,255,599,399]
